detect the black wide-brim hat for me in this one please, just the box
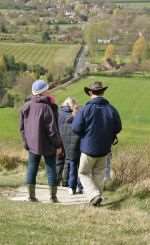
[84,81,108,96]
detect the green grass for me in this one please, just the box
[53,75,150,146]
[0,108,20,147]
[0,42,80,69]
[0,75,149,149]
[113,0,150,8]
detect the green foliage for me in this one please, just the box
[42,31,51,43]
[0,92,14,107]
[0,55,7,72]
[84,21,110,57]
[47,72,54,83]
[30,64,47,79]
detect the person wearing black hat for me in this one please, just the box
[72,81,122,206]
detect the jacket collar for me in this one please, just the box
[86,96,109,106]
[31,95,50,104]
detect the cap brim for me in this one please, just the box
[32,84,50,95]
[84,86,108,96]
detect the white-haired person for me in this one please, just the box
[57,97,83,194]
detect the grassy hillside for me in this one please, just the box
[0,42,80,70]
[0,75,149,150]
[0,76,150,245]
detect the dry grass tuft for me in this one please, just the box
[0,154,25,171]
[132,179,150,197]
[113,145,150,185]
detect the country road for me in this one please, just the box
[74,45,89,77]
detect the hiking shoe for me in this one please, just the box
[90,195,103,207]
[76,188,83,194]
[50,197,59,203]
[28,197,39,202]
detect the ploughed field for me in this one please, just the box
[0,75,149,148]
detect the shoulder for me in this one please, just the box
[108,103,120,114]
[21,101,31,113]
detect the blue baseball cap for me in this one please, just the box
[32,80,49,95]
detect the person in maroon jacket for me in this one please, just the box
[20,80,62,202]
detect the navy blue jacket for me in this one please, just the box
[60,116,80,161]
[72,97,122,157]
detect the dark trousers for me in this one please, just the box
[67,160,78,189]
[67,159,83,191]
[56,158,65,185]
[27,152,57,186]
[56,156,69,187]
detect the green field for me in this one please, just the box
[0,42,80,69]
[0,75,149,150]
[54,75,150,146]
[113,0,150,8]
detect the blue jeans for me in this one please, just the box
[27,152,57,186]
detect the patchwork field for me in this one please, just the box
[0,42,80,69]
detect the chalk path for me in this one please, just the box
[8,185,90,205]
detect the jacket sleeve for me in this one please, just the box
[20,110,29,150]
[44,105,61,148]
[72,108,85,136]
[113,107,122,135]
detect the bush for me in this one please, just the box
[0,93,14,107]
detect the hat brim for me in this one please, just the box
[84,86,108,96]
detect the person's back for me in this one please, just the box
[72,81,122,206]
[58,105,72,135]
[61,115,80,161]
[20,80,61,203]
[73,96,121,157]
[21,95,60,156]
